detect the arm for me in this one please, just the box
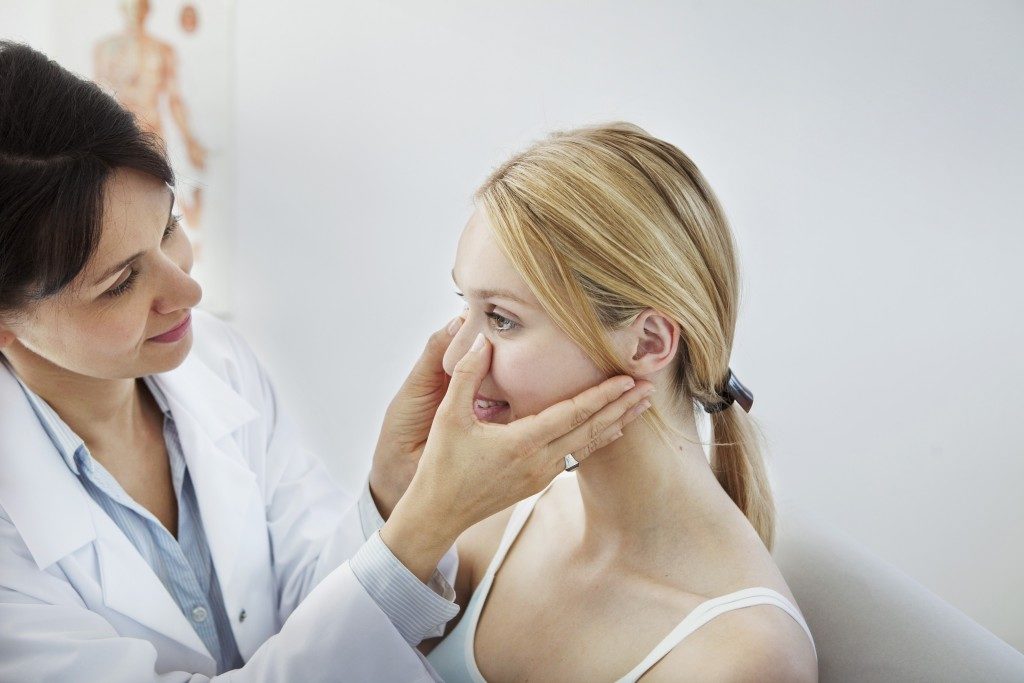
[162,45,206,169]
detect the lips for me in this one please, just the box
[473,394,509,410]
[473,394,510,422]
[149,311,192,342]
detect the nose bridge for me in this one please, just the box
[153,244,202,313]
[442,313,482,376]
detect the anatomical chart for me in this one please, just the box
[51,0,235,315]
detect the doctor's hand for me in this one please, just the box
[379,333,654,583]
[369,316,466,519]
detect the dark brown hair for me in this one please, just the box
[0,41,174,313]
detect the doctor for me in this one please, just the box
[0,42,653,682]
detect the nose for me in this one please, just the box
[152,235,203,315]
[442,310,478,377]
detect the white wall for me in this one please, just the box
[7,0,1023,652]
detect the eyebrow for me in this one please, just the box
[451,268,531,306]
[94,190,176,286]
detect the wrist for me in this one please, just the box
[368,467,399,520]
[379,497,457,584]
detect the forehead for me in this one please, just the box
[82,169,171,279]
[453,209,537,304]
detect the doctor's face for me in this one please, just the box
[443,208,619,424]
[0,168,202,380]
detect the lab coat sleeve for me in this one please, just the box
[0,508,442,683]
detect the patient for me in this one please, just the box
[422,123,818,682]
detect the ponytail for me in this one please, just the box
[709,406,776,550]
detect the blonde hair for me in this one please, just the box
[476,122,776,550]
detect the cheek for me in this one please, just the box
[489,336,608,418]
[18,304,147,378]
[68,306,151,368]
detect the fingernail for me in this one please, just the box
[470,332,485,352]
[447,316,464,335]
[643,386,656,397]
[621,378,636,392]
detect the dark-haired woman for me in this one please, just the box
[0,42,652,682]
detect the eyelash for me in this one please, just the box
[454,291,520,333]
[486,311,519,333]
[106,215,181,298]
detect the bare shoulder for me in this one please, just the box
[639,603,818,683]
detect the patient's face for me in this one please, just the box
[443,208,622,424]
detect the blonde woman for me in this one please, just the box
[422,123,818,682]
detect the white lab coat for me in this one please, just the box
[0,309,450,682]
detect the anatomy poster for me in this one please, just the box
[50,0,235,316]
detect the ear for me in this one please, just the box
[619,309,680,377]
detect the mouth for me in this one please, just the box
[148,311,192,343]
[473,394,510,422]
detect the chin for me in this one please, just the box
[142,335,193,374]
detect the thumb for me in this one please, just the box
[443,333,492,424]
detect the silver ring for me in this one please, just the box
[563,454,580,472]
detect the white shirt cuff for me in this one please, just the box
[357,478,459,639]
[349,530,460,645]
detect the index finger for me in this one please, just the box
[517,375,638,445]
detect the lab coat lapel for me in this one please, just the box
[0,361,212,661]
[0,363,94,569]
[151,353,261,607]
[92,504,213,660]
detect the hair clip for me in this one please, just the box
[702,368,753,413]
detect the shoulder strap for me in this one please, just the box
[617,587,817,683]
[479,478,558,580]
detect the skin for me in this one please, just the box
[421,208,818,682]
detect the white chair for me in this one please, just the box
[772,499,1024,682]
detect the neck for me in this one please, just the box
[574,393,744,559]
[2,343,147,450]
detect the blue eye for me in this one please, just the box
[486,311,519,333]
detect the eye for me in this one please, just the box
[486,311,519,333]
[106,268,140,298]
[163,214,182,240]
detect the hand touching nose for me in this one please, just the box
[380,332,654,582]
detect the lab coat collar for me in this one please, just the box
[152,351,259,442]
[151,353,262,584]
[0,361,96,569]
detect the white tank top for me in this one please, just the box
[427,480,817,682]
